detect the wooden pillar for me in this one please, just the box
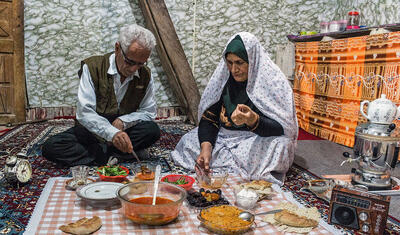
[139,0,200,124]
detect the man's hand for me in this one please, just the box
[112,118,124,131]
[112,131,133,153]
[231,104,259,127]
[195,142,212,176]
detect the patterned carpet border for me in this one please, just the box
[0,119,399,235]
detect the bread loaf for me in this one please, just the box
[59,216,102,235]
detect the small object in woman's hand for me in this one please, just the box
[195,163,211,185]
[238,104,247,113]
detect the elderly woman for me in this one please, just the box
[171,32,298,185]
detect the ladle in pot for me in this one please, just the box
[152,165,162,205]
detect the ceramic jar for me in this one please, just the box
[360,94,400,124]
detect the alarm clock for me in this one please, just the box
[4,153,32,183]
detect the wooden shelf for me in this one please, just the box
[287,23,400,42]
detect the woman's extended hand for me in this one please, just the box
[112,131,133,153]
[231,104,259,128]
[195,142,212,176]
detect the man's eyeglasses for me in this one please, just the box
[119,45,146,67]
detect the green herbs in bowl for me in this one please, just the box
[163,176,189,185]
[97,166,129,182]
[161,174,195,191]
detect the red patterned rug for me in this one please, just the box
[297,127,323,140]
[0,119,399,235]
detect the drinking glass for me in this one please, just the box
[71,165,89,186]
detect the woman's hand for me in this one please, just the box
[231,104,259,128]
[195,142,212,176]
[112,131,133,153]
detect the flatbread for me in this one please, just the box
[274,210,319,228]
[236,180,274,199]
[263,203,320,234]
[59,216,102,235]
[244,180,272,190]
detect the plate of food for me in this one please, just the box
[186,188,230,212]
[262,202,321,234]
[234,180,275,201]
[97,165,129,183]
[198,205,254,235]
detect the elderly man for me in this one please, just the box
[42,24,160,167]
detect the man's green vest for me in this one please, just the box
[78,52,151,122]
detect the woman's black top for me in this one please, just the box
[198,75,284,146]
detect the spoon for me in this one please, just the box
[239,209,283,222]
[152,165,162,205]
[130,150,141,163]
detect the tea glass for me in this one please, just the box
[307,179,333,193]
[70,165,89,186]
[130,161,156,180]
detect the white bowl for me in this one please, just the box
[234,189,259,210]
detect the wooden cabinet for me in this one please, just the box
[0,0,25,124]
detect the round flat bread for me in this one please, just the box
[274,210,319,228]
[59,216,102,235]
[242,180,272,190]
[263,203,320,233]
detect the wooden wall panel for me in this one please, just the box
[0,0,25,124]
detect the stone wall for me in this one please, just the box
[24,0,400,113]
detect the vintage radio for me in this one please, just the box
[328,185,390,234]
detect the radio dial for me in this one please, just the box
[362,224,370,233]
[359,212,368,221]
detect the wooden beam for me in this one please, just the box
[138,0,200,124]
[13,0,26,123]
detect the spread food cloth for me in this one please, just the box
[25,176,340,235]
[293,31,400,151]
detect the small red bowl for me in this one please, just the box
[161,174,195,191]
[97,166,129,183]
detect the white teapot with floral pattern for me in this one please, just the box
[360,94,400,124]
